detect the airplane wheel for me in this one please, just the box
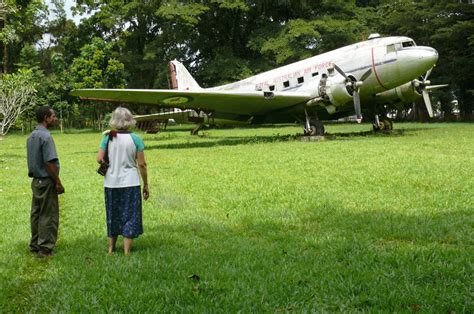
[373,119,393,131]
[311,121,325,136]
[190,125,202,135]
[381,119,393,130]
[305,122,325,136]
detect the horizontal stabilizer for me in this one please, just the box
[134,110,194,123]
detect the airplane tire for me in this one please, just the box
[381,119,393,130]
[310,120,325,136]
[373,119,393,131]
[190,125,202,135]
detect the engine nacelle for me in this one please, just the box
[376,81,421,104]
[324,75,353,107]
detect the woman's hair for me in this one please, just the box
[109,107,136,130]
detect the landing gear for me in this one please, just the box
[136,120,168,134]
[190,124,202,135]
[303,108,325,136]
[373,115,393,132]
[304,120,325,136]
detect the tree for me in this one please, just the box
[71,37,126,89]
[0,0,18,73]
[374,0,474,120]
[429,1,474,119]
[0,69,37,136]
[42,0,82,67]
[0,0,47,73]
[70,37,126,128]
[74,0,166,88]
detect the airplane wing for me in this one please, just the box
[70,89,312,115]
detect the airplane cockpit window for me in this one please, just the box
[391,40,416,52]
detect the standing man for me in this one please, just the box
[27,106,65,257]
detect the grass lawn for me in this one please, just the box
[0,122,472,312]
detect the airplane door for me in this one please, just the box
[371,44,400,92]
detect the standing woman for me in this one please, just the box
[97,107,149,255]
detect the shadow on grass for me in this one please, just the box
[0,153,24,159]
[146,129,409,150]
[61,129,103,134]
[327,129,405,138]
[66,150,98,155]
[146,134,299,150]
[5,203,471,312]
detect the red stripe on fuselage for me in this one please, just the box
[372,47,389,90]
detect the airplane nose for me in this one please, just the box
[397,46,439,78]
[418,46,439,67]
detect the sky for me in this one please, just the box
[64,0,77,21]
[39,0,86,47]
[45,0,84,24]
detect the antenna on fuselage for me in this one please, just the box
[368,33,381,40]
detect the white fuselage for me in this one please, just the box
[210,36,438,102]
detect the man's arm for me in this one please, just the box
[45,161,65,194]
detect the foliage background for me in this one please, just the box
[0,0,473,130]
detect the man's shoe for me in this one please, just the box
[37,250,54,258]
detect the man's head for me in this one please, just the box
[35,106,57,127]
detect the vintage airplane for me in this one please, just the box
[71,33,446,136]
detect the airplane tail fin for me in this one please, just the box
[168,60,202,90]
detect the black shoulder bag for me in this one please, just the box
[97,130,132,176]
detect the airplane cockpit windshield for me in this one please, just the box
[386,40,417,53]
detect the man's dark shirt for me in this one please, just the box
[27,125,60,178]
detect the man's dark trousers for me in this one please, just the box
[30,178,59,252]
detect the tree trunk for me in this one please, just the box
[2,14,7,74]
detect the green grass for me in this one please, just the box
[0,122,472,312]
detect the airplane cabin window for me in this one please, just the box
[312,72,319,77]
[297,77,304,84]
[283,81,290,88]
[269,85,275,91]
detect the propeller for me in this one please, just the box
[426,84,449,90]
[333,64,372,123]
[419,69,433,117]
[413,69,448,118]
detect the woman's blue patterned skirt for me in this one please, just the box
[104,186,143,238]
